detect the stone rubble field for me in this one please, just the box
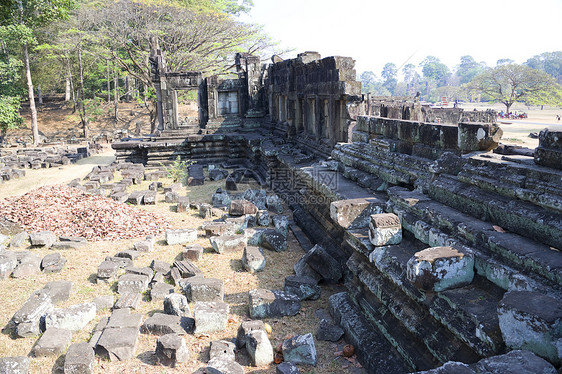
[0,161,365,374]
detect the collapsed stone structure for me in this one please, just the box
[113,50,562,373]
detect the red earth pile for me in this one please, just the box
[0,185,169,241]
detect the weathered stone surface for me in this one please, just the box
[248,289,300,318]
[282,333,317,366]
[164,293,192,317]
[41,252,67,273]
[173,259,202,278]
[151,259,170,274]
[206,357,244,374]
[97,260,120,281]
[143,190,157,205]
[93,295,114,311]
[368,213,402,246]
[0,356,30,374]
[457,122,502,152]
[166,228,197,245]
[0,251,17,279]
[114,291,142,310]
[209,234,247,254]
[44,302,96,331]
[141,312,193,335]
[105,256,133,268]
[242,245,266,273]
[150,282,175,300]
[330,197,384,230]
[96,309,142,361]
[498,291,562,365]
[133,236,155,252]
[156,333,190,367]
[299,244,342,282]
[64,342,94,374]
[202,221,238,237]
[210,340,236,361]
[229,199,258,216]
[183,244,204,261]
[212,189,232,207]
[266,194,283,214]
[117,273,150,294]
[316,318,344,342]
[272,215,289,238]
[276,362,301,374]
[209,168,229,181]
[40,280,72,304]
[193,302,229,334]
[236,320,266,349]
[407,246,475,292]
[284,275,320,301]
[12,291,54,338]
[51,240,88,250]
[256,210,271,226]
[116,250,141,261]
[8,231,29,248]
[247,329,274,366]
[182,277,224,302]
[29,231,56,247]
[261,229,287,252]
[165,191,179,203]
[12,252,41,278]
[31,327,72,357]
[199,203,213,219]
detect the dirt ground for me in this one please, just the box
[0,166,360,374]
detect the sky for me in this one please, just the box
[239,0,562,78]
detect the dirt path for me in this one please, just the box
[0,148,116,200]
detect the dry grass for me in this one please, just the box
[0,169,356,374]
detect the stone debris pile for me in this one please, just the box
[0,185,169,241]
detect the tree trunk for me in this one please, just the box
[107,59,111,103]
[22,44,39,146]
[125,76,131,102]
[114,67,119,121]
[77,48,89,139]
[505,103,512,114]
[38,85,43,105]
[65,78,71,102]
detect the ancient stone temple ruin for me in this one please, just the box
[114,50,562,373]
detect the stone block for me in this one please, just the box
[150,282,174,300]
[151,259,170,273]
[164,293,191,317]
[272,215,289,238]
[284,275,320,301]
[212,190,231,207]
[242,245,266,273]
[0,356,30,374]
[209,168,228,181]
[31,327,72,357]
[12,292,54,338]
[247,329,274,366]
[266,194,283,214]
[166,228,197,245]
[93,295,114,311]
[117,273,150,294]
[193,302,229,334]
[316,319,344,342]
[333,196,384,229]
[156,334,190,367]
[282,333,317,366]
[44,302,96,331]
[209,234,247,254]
[229,199,258,216]
[96,326,140,362]
[12,252,42,278]
[458,122,502,152]
[64,343,94,374]
[39,280,72,304]
[256,210,271,226]
[207,358,244,374]
[202,221,238,237]
[97,260,120,281]
[368,213,402,246]
[406,246,475,292]
[210,340,236,361]
[183,244,204,261]
[498,291,562,365]
[127,190,145,205]
[0,251,17,279]
[165,191,180,203]
[173,260,201,278]
[176,197,190,212]
[236,320,266,349]
[133,236,155,252]
[41,252,66,273]
[299,244,341,283]
[141,312,193,335]
[261,229,287,252]
[199,203,213,219]
[276,362,301,374]
[248,289,300,319]
[9,231,29,248]
[183,277,224,302]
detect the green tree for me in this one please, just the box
[525,51,562,84]
[419,56,450,100]
[381,62,397,95]
[0,0,75,145]
[467,64,560,113]
[358,71,390,96]
[455,55,486,85]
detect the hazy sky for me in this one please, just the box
[239,0,562,77]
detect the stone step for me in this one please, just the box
[344,236,506,358]
[346,252,481,368]
[329,292,411,374]
[387,186,562,290]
